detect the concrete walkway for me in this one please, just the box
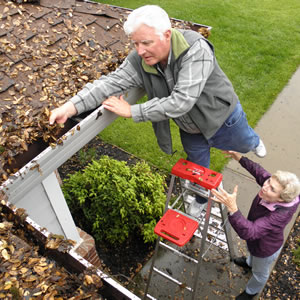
[131,67,300,299]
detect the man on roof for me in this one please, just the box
[49,5,267,217]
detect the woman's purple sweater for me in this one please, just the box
[228,157,300,258]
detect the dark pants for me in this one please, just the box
[180,101,259,203]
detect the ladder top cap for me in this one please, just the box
[171,158,223,190]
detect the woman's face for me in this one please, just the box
[258,176,283,203]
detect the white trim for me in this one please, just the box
[42,172,81,243]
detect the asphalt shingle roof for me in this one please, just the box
[0,0,210,185]
[0,0,132,181]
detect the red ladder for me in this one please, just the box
[143,159,236,300]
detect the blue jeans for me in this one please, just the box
[246,247,282,295]
[180,101,260,203]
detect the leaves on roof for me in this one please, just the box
[0,0,210,185]
[0,0,130,183]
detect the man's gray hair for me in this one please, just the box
[273,171,300,202]
[124,5,171,39]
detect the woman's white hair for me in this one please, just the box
[273,171,300,202]
[123,5,171,39]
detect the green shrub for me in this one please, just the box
[78,147,97,165]
[62,156,166,245]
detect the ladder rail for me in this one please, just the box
[164,174,176,212]
[191,195,213,300]
[143,237,161,300]
[168,189,189,210]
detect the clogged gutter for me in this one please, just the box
[0,0,131,183]
[0,0,210,186]
[0,198,104,299]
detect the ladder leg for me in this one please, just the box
[143,237,161,300]
[191,196,213,300]
[165,175,176,212]
[143,175,176,299]
[218,202,237,259]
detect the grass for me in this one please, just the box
[93,0,300,173]
[294,239,300,266]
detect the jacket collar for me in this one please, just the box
[142,28,190,74]
[260,196,299,211]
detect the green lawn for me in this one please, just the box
[95,0,300,173]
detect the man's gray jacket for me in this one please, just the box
[71,29,239,154]
[127,29,238,154]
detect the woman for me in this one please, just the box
[211,151,300,300]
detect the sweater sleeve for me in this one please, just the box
[70,58,144,115]
[229,209,281,241]
[239,157,271,187]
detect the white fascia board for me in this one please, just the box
[1,87,145,203]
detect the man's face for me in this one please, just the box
[131,24,171,66]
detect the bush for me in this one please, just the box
[62,156,166,245]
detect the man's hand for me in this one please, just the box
[49,102,77,125]
[102,95,132,118]
[211,185,239,214]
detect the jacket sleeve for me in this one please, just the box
[239,157,271,187]
[70,58,143,115]
[228,209,287,241]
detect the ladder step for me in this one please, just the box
[144,294,157,300]
[159,241,199,264]
[154,209,199,247]
[194,209,229,251]
[153,267,193,292]
[181,179,211,198]
[194,228,228,251]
